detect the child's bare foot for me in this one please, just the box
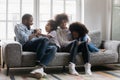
[100,49,106,52]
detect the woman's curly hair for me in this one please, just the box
[55,13,69,26]
[69,22,89,38]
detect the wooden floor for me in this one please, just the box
[0,64,120,80]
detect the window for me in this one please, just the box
[52,0,64,16]
[112,0,120,40]
[0,0,34,40]
[0,0,77,40]
[0,0,6,40]
[39,0,51,34]
[65,0,76,22]
[0,22,6,40]
[7,0,20,40]
[39,0,77,34]
[22,0,34,15]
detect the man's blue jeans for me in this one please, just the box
[23,37,57,66]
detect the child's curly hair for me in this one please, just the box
[48,19,57,31]
[69,22,89,38]
[55,13,69,26]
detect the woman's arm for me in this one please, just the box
[83,34,91,43]
[86,35,91,43]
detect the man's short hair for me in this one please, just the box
[22,14,32,22]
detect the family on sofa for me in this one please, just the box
[14,13,105,79]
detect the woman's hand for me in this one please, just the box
[78,41,82,45]
[86,37,91,43]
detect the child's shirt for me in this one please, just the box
[80,34,99,52]
[48,30,60,48]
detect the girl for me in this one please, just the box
[45,19,60,51]
[30,20,59,78]
[69,22,104,53]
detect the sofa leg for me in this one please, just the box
[6,66,9,76]
[62,66,66,72]
[2,61,5,68]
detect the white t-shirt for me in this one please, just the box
[48,30,60,48]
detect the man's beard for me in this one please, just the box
[26,25,31,30]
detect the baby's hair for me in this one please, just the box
[69,22,89,38]
[48,19,57,31]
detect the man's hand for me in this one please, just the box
[29,34,36,40]
[34,28,42,37]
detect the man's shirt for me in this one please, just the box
[14,23,33,45]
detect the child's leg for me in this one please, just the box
[61,41,79,75]
[99,49,106,52]
[78,42,92,75]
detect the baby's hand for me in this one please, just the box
[100,49,106,52]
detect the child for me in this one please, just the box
[69,22,105,53]
[45,20,60,50]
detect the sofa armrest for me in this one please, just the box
[104,40,120,63]
[2,41,22,67]
[104,40,120,52]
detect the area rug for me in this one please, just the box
[0,64,120,80]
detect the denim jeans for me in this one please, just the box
[77,41,90,63]
[60,40,90,64]
[60,40,78,63]
[23,37,57,66]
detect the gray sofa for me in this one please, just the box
[1,31,120,75]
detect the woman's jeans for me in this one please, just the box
[23,37,57,66]
[61,40,90,64]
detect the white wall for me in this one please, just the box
[84,0,112,40]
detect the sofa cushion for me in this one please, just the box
[89,31,101,48]
[76,50,118,65]
[48,52,70,66]
[21,52,36,67]
[21,49,118,67]
[90,50,118,65]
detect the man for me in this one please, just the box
[14,14,57,78]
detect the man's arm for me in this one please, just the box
[29,34,36,40]
[16,25,36,42]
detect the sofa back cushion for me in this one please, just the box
[89,30,101,48]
